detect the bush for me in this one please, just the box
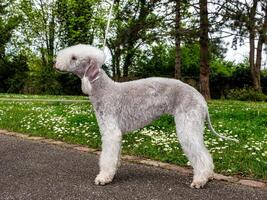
[210,59,234,99]
[226,88,267,101]
[0,54,29,93]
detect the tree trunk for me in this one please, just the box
[123,48,134,77]
[199,0,210,100]
[0,46,4,59]
[47,10,55,69]
[249,0,260,91]
[122,39,135,77]
[112,60,116,79]
[249,31,258,89]
[255,3,267,92]
[175,0,181,79]
[255,37,262,92]
[114,47,121,81]
[40,45,47,69]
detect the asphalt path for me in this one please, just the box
[0,134,266,200]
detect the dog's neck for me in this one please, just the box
[81,69,115,96]
[93,69,114,87]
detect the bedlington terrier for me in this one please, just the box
[54,44,237,189]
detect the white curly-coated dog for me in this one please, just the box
[54,44,237,189]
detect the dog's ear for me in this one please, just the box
[85,59,100,82]
[72,66,85,78]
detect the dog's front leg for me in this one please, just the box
[95,126,122,185]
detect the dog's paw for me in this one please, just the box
[190,178,208,189]
[94,174,113,186]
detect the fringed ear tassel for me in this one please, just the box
[81,76,92,95]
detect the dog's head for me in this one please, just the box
[54,44,106,81]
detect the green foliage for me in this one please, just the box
[0,0,21,58]
[38,69,62,95]
[180,43,200,77]
[210,59,233,77]
[230,61,252,88]
[56,0,99,46]
[131,42,266,100]
[226,88,267,101]
[132,43,201,78]
[0,0,266,98]
[0,1,26,93]
[210,59,267,99]
[108,0,164,77]
[210,59,234,98]
[0,54,29,93]
[6,54,29,93]
[17,52,59,94]
[57,73,82,95]
[133,44,175,78]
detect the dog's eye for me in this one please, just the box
[72,55,77,60]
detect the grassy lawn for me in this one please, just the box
[0,94,266,180]
[0,93,87,100]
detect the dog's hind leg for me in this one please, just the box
[175,111,214,188]
[95,121,122,185]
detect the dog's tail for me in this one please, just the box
[206,111,239,143]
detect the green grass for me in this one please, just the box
[0,94,266,180]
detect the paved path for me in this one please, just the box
[0,134,266,200]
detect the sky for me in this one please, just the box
[224,36,249,63]
[208,0,267,69]
[224,37,267,69]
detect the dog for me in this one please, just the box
[54,44,237,188]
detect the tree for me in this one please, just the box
[224,0,267,92]
[199,0,210,100]
[0,0,22,93]
[56,0,99,47]
[255,1,267,91]
[20,0,57,69]
[132,43,200,79]
[133,44,175,78]
[248,0,259,91]
[175,0,182,79]
[18,0,62,94]
[106,0,162,80]
[0,0,20,59]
